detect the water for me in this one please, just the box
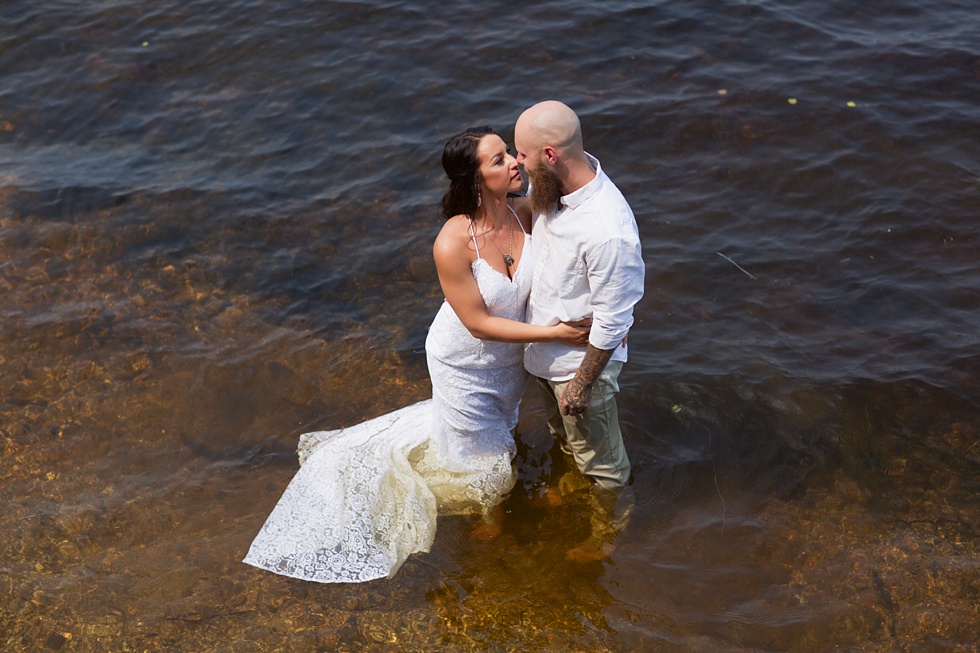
[2,0,978,651]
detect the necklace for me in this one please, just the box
[483,212,515,266]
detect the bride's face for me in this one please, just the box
[476,135,523,198]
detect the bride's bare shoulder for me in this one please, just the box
[433,214,473,255]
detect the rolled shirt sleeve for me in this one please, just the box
[587,237,645,350]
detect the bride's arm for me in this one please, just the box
[433,221,587,346]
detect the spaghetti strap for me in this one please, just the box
[507,205,526,234]
[466,218,482,259]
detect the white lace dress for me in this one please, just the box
[243,212,531,583]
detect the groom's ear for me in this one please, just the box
[542,146,559,164]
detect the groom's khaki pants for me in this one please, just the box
[535,361,631,490]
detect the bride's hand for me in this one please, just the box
[552,318,592,347]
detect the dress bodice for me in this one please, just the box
[425,221,531,369]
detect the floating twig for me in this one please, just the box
[716,252,757,280]
[701,423,727,533]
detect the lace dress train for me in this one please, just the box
[243,401,438,583]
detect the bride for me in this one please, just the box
[243,126,589,583]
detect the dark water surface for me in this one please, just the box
[2,1,978,651]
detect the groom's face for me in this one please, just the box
[513,123,536,173]
[515,132,563,214]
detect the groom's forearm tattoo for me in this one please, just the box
[561,345,615,414]
[575,345,614,389]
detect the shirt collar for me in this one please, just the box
[560,153,603,210]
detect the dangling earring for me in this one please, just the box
[477,191,482,207]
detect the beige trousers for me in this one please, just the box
[535,361,631,490]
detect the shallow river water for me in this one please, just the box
[1,1,978,651]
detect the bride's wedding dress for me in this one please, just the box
[243,215,531,583]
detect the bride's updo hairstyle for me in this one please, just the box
[441,125,495,219]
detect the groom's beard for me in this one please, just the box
[527,165,565,215]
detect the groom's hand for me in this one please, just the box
[560,377,592,416]
[560,344,616,416]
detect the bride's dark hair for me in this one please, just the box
[441,125,495,219]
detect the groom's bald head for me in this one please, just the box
[514,100,584,159]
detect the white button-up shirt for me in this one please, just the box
[525,154,645,381]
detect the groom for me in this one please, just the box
[514,100,645,558]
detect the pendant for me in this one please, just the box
[504,254,514,266]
